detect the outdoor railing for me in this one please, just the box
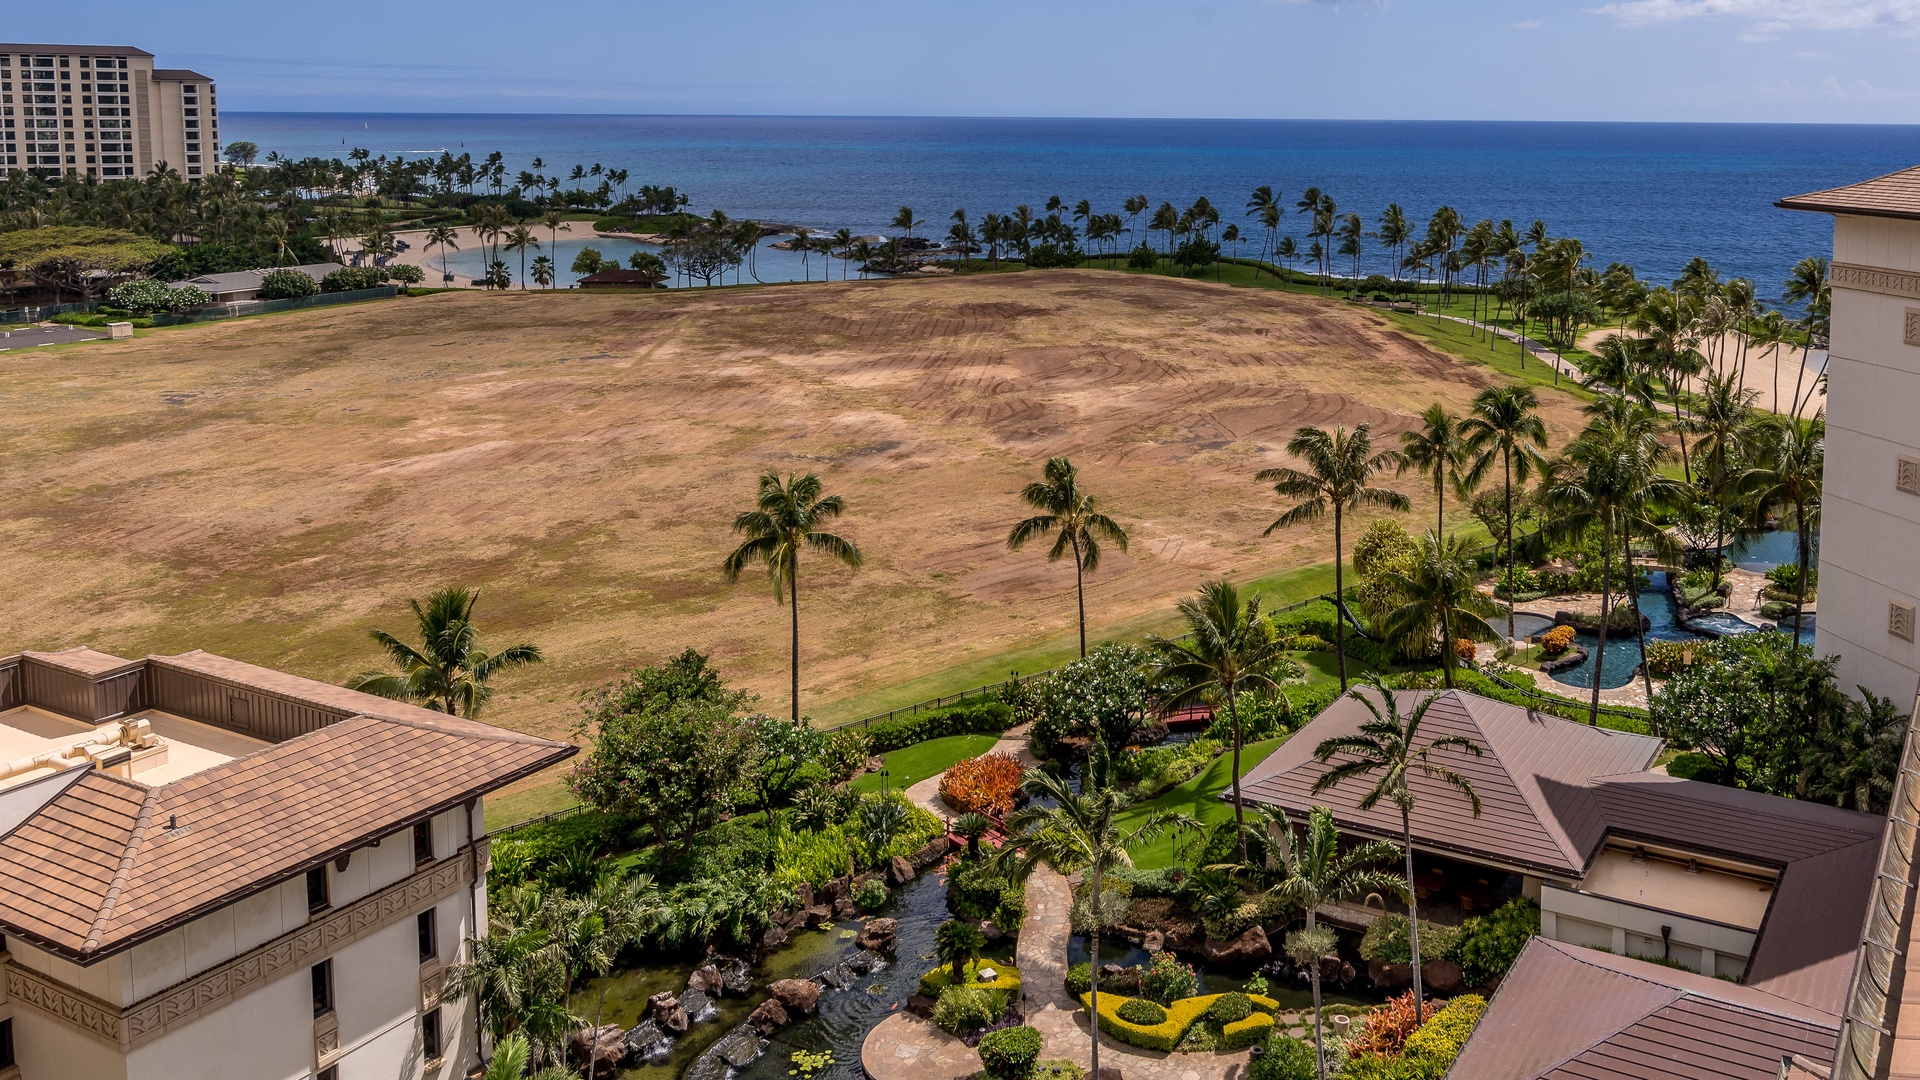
[1831,684,1920,1080]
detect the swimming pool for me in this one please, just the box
[1687,611,1760,637]
[1728,529,1818,574]
[1546,573,1705,690]
[1506,612,1557,640]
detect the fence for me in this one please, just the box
[147,286,398,325]
[0,299,98,324]
[1832,686,1920,1080]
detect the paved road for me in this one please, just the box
[0,325,109,351]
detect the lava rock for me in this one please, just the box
[906,992,938,1018]
[1422,959,1466,995]
[687,963,723,995]
[908,836,953,869]
[749,999,790,1034]
[768,978,822,1015]
[760,925,789,950]
[1201,926,1272,965]
[1098,1068,1125,1080]
[678,988,716,1023]
[716,1028,768,1068]
[648,991,689,1033]
[568,1025,625,1079]
[886,855,916,884]
[818,962,855,989]
[1368,958,1414,989]
[621,1020,673,1065]
[833,896,856,918]
[846,949,883,975]
[855,917,898,952]
[716,957,754,996]
[794,882,815,909]
[975,919,1004,942]
[801,904,835,928]
[1142,931,1166,953]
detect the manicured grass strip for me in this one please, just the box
[1116,735,1288,869]
[848,733,1002,794]
[485,780,581,833]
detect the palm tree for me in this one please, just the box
[1376,531,1500,688]
[530,255,555,289]
[425,224,459,285]
[892,205,924,244]
[1007,457,1129,658]
[722,472,863,722]
[503,224,540,289]
[346,586,543,718]
[1461,386,1551,641]
[1399,403,1471,537]
[1258,426,1410,690]
[1782,256,1831,420]
[1739,414,1824,645]
[1247,805,1406,1080]
[586,873,660,1032]
[483,1033,532,1080]
[1311,677,1482,1024]
[1148,581,1305,862]
[1685,373,1759,590]
[934,918,986,983]
[996,760,1181,1080]
[540,209,569,260]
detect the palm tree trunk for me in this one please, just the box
[1435,473,1444,538]
[1228,684,1246,864]
[1089,867,1103,1080]
[1794,510,1810,647]
[790,566,802,724]
[1403,805,1424,1025]
[1503,449,1516,641]
[1624,522,1654,699]
[1310,932,1327,1080]
[1333,508,1349,692]
[1072,533,1088,658]
[1590,521,1613,726]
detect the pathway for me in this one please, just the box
[1416,309,1586,382]
[902,724,1041,821]
[867,723,1254,1080]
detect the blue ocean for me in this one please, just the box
[225,114,1920,295]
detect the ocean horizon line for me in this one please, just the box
[221,111,1920,130]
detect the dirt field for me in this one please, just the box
[0,271,1587,743]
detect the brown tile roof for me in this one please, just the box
[1451,938,1841,1080]
[1778,165,1920,220]
[1587,773,1882,1015]
[0,651,573,962]
[149,69,214,82]
[0,44,155,57]
[21,646,141,677]
[1237,690,1663,875]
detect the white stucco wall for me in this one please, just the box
[1816,215,1920,709]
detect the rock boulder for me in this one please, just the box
[886,855,916,885]
[621,1020,672,1065]
[648,991,689,1033]
[855,917,898,952]
[749,999,789,1034]
[1368,958,1414,989]
[567,1025,625,1079]
[1200,926,1272,965]
[768,978,822,1015]
[1422,959,1465,995]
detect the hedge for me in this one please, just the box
[1222,1013,1274,1050]
[1251,1036,1316,1080]
[1080,992,1279,1052]
[865,700,1015,752]
[920,960,1022,1014]
[1401,995,1486,1067]
[978,1026,1043,1080]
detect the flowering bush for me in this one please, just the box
[1539,625,1576,657]
[1141,950,1198,1003]
[1345,991,1433,1059]
[939,752,1023,815]
[1454,638,1477,664]
[105,278,205,313]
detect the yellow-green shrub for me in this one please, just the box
[1399,995,1487,1074]
[921,961,1023,1013]
[1222,1013,1275,1050]
[1081,991,1275,1052]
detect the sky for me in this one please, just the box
[22,0,1920,122]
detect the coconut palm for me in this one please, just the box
[723,472,863,723]
[425,224,459,285]
[540,209,569,259]
[1460,386,1551,641]
[1738,414,1824,645]
[1148,581,1305,862]
[934,918,986,983]
[1007,457,1129,658]
[1782,256,1831,419]
[1631,287,1705,481]
[892,205,924,243]
[1684,372,1760,591]
[347,586,543,718]
[1258,426,1410,690]
[530,255,555,290]
[1251,805,1406,1080]
[585,873,661,1033]
[483,1033,532,1080]
[1376,531,1501,688]
[1397,403,1472,537]
[1311,677,1482,1025]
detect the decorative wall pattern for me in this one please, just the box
[4,852,469,1050]
[1833,262,1920,301]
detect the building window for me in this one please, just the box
[418,909,437,962]
[311,959,334,1017]
[0,1017,13,1068]
[306,867,330,913]
[318,1067,337,1080]
[413,820,434,866]
[421,1006,443,1061]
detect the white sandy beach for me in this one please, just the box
[1577,328,1826,416]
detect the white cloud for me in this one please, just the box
[1514,19,1545,28]
[1596,0,1920,33]
[1753,75,1916,99]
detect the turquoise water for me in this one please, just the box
[226,115,1920,291]
[1547,573,1702,691]
[1728,529,1816,574]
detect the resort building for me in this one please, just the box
[1240,689,1888,1078]
[0,646,574,1080]
[1778,169,1920,711]
[0,44,218,179]
[168,264,339,303]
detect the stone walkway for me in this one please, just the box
[865,726,1254,1080]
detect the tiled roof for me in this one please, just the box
[0,44,155,57]
[1778,165,1920,220]
[1588,773,1882,1015]
[1450,938,1841,1080]
[0,651,573,962]
[22,646,140,677]
[1237,690,1663,875]
[150,69,213,82]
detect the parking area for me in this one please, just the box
[0,325,109,351]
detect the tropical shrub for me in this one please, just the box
[948,863,1027,932]
[1665,750,1728,784]
[850,791,946,867]
[1065,961,1093,996]
[978,1026,1043,1080]
[1761,599,1797,619]
[1766,562,1816,595]
[1117,998,1168,1025]
[1453,899,1539,986]
[865,700,1015,752]
[1127,243,1159,269]
[1026,643,1161,758]
[1082,993,1214,1052]
[1454,638,1477,664]
[384,262,425,285]
[1280,682,1343,724]
[939,752,1024,815]
[1206,992,1252,1023]
[105,278,205,313]
[489,810,630,886]
[1538,625,1576,656]
[921,961,1023,1014]
[321,266,387,292]
[854,877,889,911]
[932,984,1000,1035]
[257,267,319,299]
[1359,915,1459,964]
[771,826,854,889]
[1345,991,1429,1058]
[1642,638,1710,678]
[1124,737,1223,798]
[1221,1013,1274,1050]
[1399,995,1487,1075]
[1251,1036,1316,1080]
[1141,950,1198,1003]
[1286,633,1332,652]
[820,728,874,782]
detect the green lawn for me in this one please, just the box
[848,733,1002,795]
[485,781,581,832]
[1116,735,1289,869]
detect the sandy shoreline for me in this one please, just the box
[1576,327,1826,416]
[373,223,654,286]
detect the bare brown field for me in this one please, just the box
[0,270,1587,749]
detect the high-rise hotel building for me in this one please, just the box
[0,44,218,179]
